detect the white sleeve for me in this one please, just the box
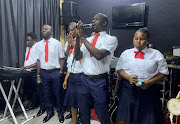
[64,41,68,52]
[80,43,85,53]
[33,48,39,62]
[157,51,169,75]
[58,42,65,58]
[80,37,89,55]
[101,36,118,54]
[33,43,40,60]
[115,51,127,71]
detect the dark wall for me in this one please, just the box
[65,0,180,57]
[0,0,60,67]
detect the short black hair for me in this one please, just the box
[68,22,76,28]
[136,27,150,39]
[98,13,108,26]
[26,32,37,41]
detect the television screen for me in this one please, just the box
[112,2,145,28]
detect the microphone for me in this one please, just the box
[83,24,92,28]
[130,74,137,96]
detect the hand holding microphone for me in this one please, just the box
[76,20,84,38]
[76,21,91,44]
[129,74,138,96]
[76,22,92,29]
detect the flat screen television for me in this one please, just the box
[112,2,145,28]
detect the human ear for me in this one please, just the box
[103,21,107,26]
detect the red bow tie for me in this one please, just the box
[134,51,144,59]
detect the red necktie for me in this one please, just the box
[90,33,100,57]
[69,39,75,57]
[45,40,48,63]
[134,51,144,59]
[26,47,32,61]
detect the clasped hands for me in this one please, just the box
[128,75,150,90]
[66,33,74,47]
[76,20,86,43]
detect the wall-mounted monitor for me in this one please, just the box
[112,2,145,28]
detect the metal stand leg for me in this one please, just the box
[0,78,34,124]
[169,69,173,98]
[161,78,166,110]
[12,81,28,119]
[3,80,15,119]
[12,78,22,111]
[0,82,18,124]
[12,83,34,124]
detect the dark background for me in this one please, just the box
[65,0,180,57]
[0,0,60,67]
[1,0,179,66]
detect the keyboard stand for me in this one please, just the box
[0,78,34,124]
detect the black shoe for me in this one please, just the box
[36,109,46,117]
[65,113,72,119]
[43,113,54,123]
[58,114,64,123]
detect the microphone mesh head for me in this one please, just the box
[83,24,92,28]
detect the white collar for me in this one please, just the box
[43,37,53,42]
[133,47,148,53]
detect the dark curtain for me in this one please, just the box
[0,0,60,67]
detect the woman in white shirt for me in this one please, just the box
[116,27,169,124]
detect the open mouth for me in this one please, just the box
[135,44,141,47]
[92,24,96,28]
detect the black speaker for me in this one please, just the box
[62,1,79,25]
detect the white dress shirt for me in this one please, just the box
[116,47,169,80]
[64,41,82,73]
[80,31,118,75]
[36,37,65,70]
[64,41,68,52]
[24,43,38,67]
